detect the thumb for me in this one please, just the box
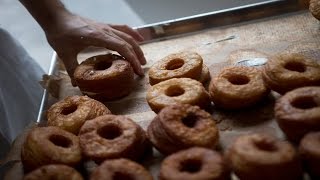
[57,52,79,87]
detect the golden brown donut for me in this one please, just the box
[198,64,211,84]
[74,54,134,100]
[275,86,320,142]
[310,0,320,20]
[90,158,153,180]
[159,147,230,180]
[146,78,211,113]
[226,133,302,180]
[21,127,82,172]
[299,131,320,178]
[262,54,320,94]
[148,51,203,85]
[147,104,219,154]
[79,115,149,163]
[209,66,269,109]
[47,95,111,134]
[23,164,83,180]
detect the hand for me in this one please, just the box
[45,14,146,84]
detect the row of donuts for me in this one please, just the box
[153,130,320,180]
[23,103,320,180]
[72,51,212,102]
[147,51,320,112]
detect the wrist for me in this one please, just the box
[20,0,73,33]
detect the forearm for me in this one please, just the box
[19,0,72,32]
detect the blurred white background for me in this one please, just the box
[0,0,265,72]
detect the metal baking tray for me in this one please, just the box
[36,0,305,122]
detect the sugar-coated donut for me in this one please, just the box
[147,104,219,154]
[47,95,111,134]
[209,66,269,109]
[146,78,210,113]
[299,131,320,178]
[148,51,203,85]
[159,147,230,180]
[262,54,320,94]
[79,115,149,163]
[21,127,82,172]
[275,86,320,142]
[226,133,302,180]
[90,158,153,180]
[74,54,134,100]
[23,164,83,180]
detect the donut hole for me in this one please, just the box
[182,113,199,128]
[227,75,250,85]
[61,104,78,115]
[49,135,72,148]
[291,96,318,109]
[253,139,277,152]
[166,85,185,97]
[166,59,185,70]
[112,172,134,180]
[98,124,122,140]
[179,159,202,173]
[284,61,306,72]
[94,61,112,71]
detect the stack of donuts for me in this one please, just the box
[147,51,212,113]
[73,54,135,101]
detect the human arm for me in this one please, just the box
[19,0,146,80]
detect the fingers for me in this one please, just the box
[92,34,144,76]
[110,24,144,42]
[57,52,79,86]
[112,29,147,65]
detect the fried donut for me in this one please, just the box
[147,104,219,154]
[159,147,230,180]
[262,54,320,94]
[146,78,210,113]
[21,127,82,172]
[226,133,302,180]
[299,131,320,178]
[47,95,111,134]
[74,54,134,100]
[148,51,203,85]
[209,66,269,109]
[23,164,83,180]
[90,158,153,180]
[275,86,320,142]
[310,0,320,20]
[79,115,149,163]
